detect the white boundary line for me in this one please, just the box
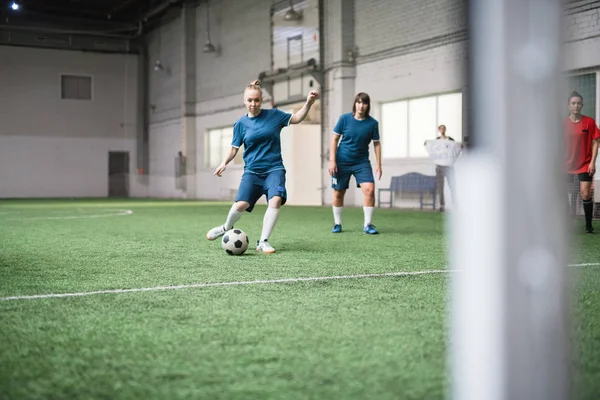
[569,263,600,267]
[3,209,134,220]
[1,263,599,302]
[0,270,454,302]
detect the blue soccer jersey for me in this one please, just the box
[333,113,380,165]
[232,108,293,174]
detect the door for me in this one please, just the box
[108,151,130,197]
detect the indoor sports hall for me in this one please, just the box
[1,0,599,399]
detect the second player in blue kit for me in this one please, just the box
[329,92,382,234]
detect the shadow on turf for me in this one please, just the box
[223,252,258,257]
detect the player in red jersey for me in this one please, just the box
[565,91,600,233]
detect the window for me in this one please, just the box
[567,73,596,121]
[61,75,92,100]
[382,92,463,158]
[205,127,244,168]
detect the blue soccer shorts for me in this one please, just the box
[235,169,287,212]
[331,161,374,191]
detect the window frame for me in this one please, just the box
[60,73,94,101]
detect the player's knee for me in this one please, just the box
[581,183,592,200]
[333,190,345,200]
[268,196,282,208]
[362,185,375,197]
[235,201,250,212]
[581,190,591,201]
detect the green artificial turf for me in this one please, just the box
[0,199,598,399]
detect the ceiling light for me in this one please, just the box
[203,41,215,53]
[283,1,302,21]
[204,1,218,54]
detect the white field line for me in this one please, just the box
[569,263,600,267]
[0,269,454,301]
[1,263,598,302]
[6,209,134,220]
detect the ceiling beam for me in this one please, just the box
[2,10,140,33]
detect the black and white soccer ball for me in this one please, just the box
[221,229,249,255]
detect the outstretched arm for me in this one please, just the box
[290,91,320,124]
[214,146,240,177]
[590,138,599,176]
[373,141,382,180]
[328,134,341,176]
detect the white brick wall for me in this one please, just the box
[563,4,600,70]
[356,42,467,104]
[355,0,466,56]
[565,4,600,42]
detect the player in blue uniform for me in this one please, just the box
[206,80,319,253]
[328,92,382,234]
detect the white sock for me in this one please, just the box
[333,206,342,225]
[363,206,374,227]
[261,207,280,242]
[224,204,243,230]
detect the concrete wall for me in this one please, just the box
[0,45,142,198]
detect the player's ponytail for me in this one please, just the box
[247,80,261,90]
[245,80,263,96]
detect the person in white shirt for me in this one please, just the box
[424,125,462,211]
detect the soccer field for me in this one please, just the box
[1,199,599,399]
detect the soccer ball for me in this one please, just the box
[221,229,249,255]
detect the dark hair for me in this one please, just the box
[438,124,446,130]
[568,91,583,104]
[352,92,371,117]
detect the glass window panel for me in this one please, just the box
[220,129,231,167]
[208,129,222,168]
[382,101,408,158]
[222,127,243,165]
[437,93,463,141]
[408,97,437,157]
